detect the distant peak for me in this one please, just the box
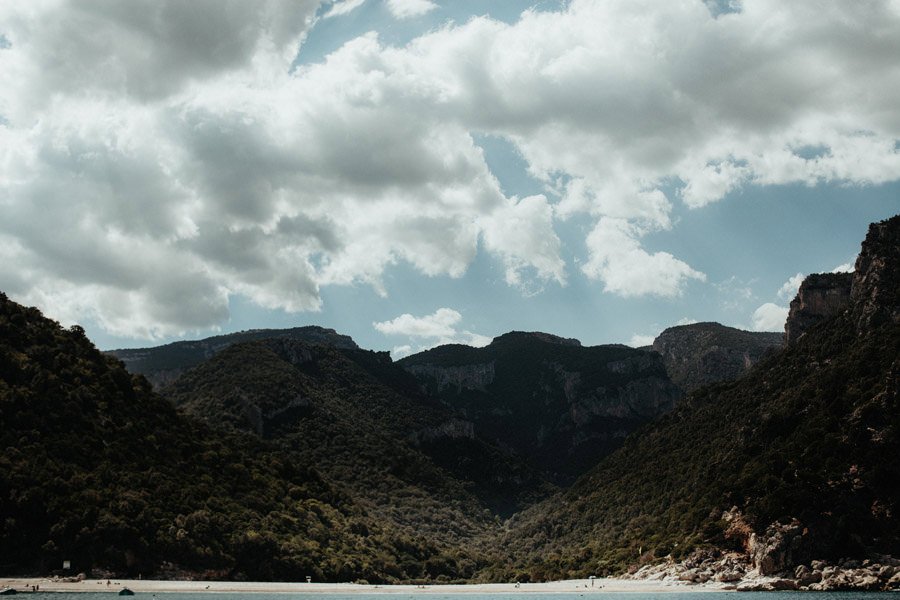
[490,331,582,347]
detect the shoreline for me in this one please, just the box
[0,577,730,594]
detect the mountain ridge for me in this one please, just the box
[400,333,680,483]
[107,326,358,390]
[484,214,900,585]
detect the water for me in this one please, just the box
[11,593,894,600]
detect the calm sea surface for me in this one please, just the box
[13,593,894,600]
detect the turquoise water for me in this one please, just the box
[9,594,895,600]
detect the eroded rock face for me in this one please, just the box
[852,215,900,332]
[651,323,782,392]
[749,519,807,576]
[405,362,496,393]
[784,215,900,345]
[400,333,680,482]
[785,273,853,344]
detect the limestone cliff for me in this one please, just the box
[784,273,853,344]
[651,322,783,393]
[405,362,496,393]
[851,214,900,331]
[399,332,680,483]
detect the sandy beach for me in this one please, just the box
[0,577,731,594]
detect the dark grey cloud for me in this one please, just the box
[4,0,318,103]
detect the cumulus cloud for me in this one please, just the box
[582,218,705,297]
[480,195,566,289]
[751,302,789,332]
[374,308,491,358]
[832,260,855,273]
[629,317,698,348]
[2,0,899,339]
[629,333,656,348]
[386,0,437,19]
[750,272,809,333]
[777,272,805,300]
[324,0,367,18]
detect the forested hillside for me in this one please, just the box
[483,215,900,582]
[0,294,487,582]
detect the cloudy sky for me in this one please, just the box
[1,0,898,357]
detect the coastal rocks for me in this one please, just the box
[627,550,900,592]
[784,273,853,344]
[748,518,806,575]
[624,549,749,586]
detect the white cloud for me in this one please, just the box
[374,307,462,338]
[374,308,491,358]
[386,0,437,19]
[629,333,656,347]
[582,218,706,297]
[324,0,368,18]
[480,195,566,288]
[777,272,805,300]
[629,317,697,348]
[2,0,899,339]
[751,302,789,332]
[832,260,855,273]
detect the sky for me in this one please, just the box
[1,0,899,357]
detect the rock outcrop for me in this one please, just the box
[625,547,900,591]
[784,215,900,345]
[650,322,782,393]
[405,362,496,393]
[400,332,680,483]
[851,214,900,331]
[784,272,853,344]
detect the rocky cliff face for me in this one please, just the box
[784,273,853,344]
[784,216,900,345]
[852,215,900,331]
[405,362,496,393]
[651,322,783,393]
[108,326,357,390]
[400,332,680,483]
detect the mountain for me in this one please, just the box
[164,338,552,520]
[399,331,681,483]
[107,326,358,390]
[487,214,900,583]
[0,293,414,581]
[651,322,783,393]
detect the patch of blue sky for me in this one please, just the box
[644,180,900,323]
[294,0,567,69]
[790,144,831,160]
[472,133,547,200]
[703,0,742,18]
